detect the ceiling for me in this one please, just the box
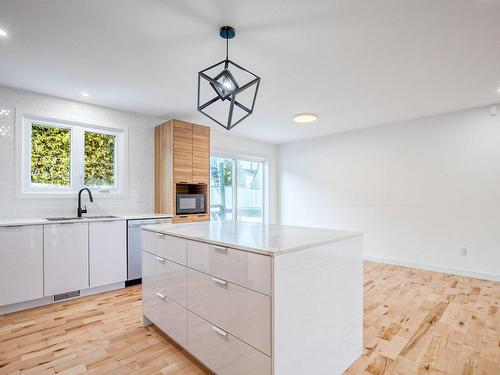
[0,0,499,144]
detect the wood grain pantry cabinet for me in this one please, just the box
[173,121,194,183]
[44,223,89,296]
[155,119,210,223]
[0,225,43,306]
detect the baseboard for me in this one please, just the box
[364,255,500,282]
[1,282,125,315]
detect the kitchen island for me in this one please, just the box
[142,220,363,375]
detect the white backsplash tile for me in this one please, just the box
[0,86,159,218]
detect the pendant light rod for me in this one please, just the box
[220,26,235,61]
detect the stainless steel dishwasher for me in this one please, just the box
[126,217,171,285]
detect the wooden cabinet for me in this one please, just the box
[0,225,43,306]
[155,119,210,223]
[89,221,127,288]
[44,223,89,296]
[173,120,193,183]
[192,124,210,184]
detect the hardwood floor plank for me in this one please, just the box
[0,261,498,375]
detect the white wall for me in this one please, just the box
[279,106,500,281]
[0,85,278,221]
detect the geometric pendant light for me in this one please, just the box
[197,26,261,130]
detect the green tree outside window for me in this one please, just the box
[30,124,71,186]
[84,131,116,188]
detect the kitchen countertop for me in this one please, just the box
[0,213,173,227]
[143,220,362,256]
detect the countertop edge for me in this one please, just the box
[143,226,363,256]
[0,214,173,227]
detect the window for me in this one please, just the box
[30,124,71,187]
[18,114,127,197]
[84,131,116,188]
[210,155,266,222]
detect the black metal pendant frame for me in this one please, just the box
[197,26,261,131]
[198,59,260,130]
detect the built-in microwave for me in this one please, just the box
[176,194,205,214]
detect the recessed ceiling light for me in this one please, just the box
[0,28,8,38]
[80,91,90,98]
[496,87,500,93]
[293,113,318,124]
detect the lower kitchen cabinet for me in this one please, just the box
[187,311,271,375]
[44,223,89,296]
[89,220,127,287]
[143,285,187,347]
[0,225,43,306]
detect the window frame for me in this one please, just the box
[210,152,269,223]
[15,108,128,199]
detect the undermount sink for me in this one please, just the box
[82,215,119,219]
[44,215,119,221]
[45,217,83,221]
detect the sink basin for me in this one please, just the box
[82,215,120,219]
[44,215,119,222]
[45,217,83,221]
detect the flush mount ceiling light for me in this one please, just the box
[0,28,8,38]
[80,91,90,98]
[293,113,318,124]
[197,26,261,131]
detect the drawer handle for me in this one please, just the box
[156,233,165,239]
[155,256,166,263]
[213,245,227,253]
[155,291,165,300]
[212,277,227,286]
[212,325,228,337]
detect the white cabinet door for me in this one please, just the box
[0,225,43,306]
[89,220,127,288]
[44,223,89,296]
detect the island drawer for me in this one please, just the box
[142,231,186,265]
[142,251,187,307]
[187,311,271,375]
[187,268,271,355]
[143,285,187,347]
[187,240,271,296]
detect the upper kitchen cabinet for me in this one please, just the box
[155,119,210,223]
[173,120,194,184]
[0,225,43,307]
[192,124,210,185]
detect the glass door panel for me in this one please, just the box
[236,160,264,222]
[210,157,234,220]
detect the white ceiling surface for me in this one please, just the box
[0,0,499,144]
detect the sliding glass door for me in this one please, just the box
[210,155,266,222]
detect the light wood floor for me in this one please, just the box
[0,262,498,375]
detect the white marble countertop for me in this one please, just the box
[0,213,172,227]
[144,220,362,256]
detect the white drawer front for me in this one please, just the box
[142,251,186,307]
[187,269,271,355]
[187,311,271,375]
[187,240,271,295]
[142,231,186,265]
[143,285,187,347]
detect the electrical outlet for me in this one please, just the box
[460,248,468,257]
